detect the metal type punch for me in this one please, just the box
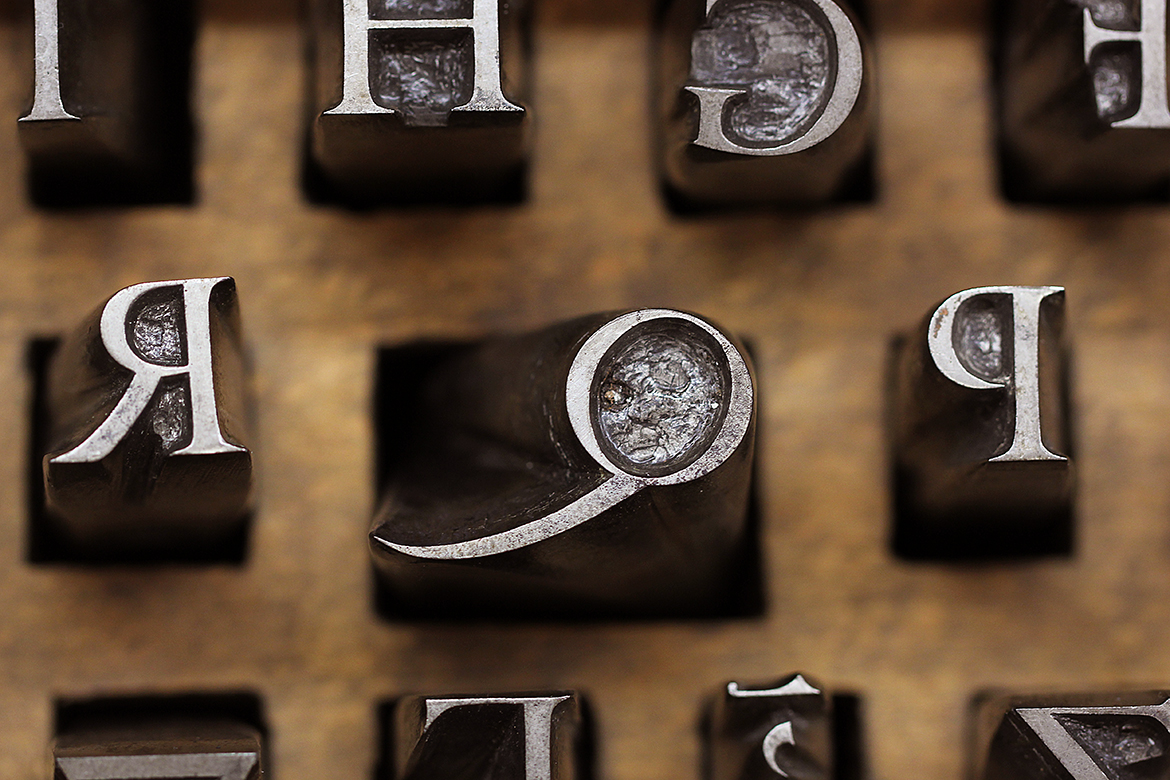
[890,286,1074,559]
[972,690,1170,780]
[384,692,586,780]
[655,0,875,207]
[307,0,531,204]
[706,674,864,780]
[39,277,252,561]
[997,0,1170,200]
[19,0,194,205]
[53,696,265,780]
[55,722,263,780]
[371,308,758,618]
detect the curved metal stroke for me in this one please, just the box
[374,309,753,560]
[685,0,864,156]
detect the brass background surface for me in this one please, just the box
[0,1,1164,779]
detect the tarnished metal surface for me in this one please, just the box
[370,309,757,617]
[17,0,193,205]
[890,286,1073,559]
[54,721,263,780]
[0,4,1166,780]
[40,278,252,561]
[388,693,583,780]
[656,0,874,206]
[707,674,835,780]
[972,691,1170,780]
[997,0,1170,200]
[689,2,832,144]
[308,0,530,203]
[594,325,728,475]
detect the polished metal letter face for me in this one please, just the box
[327,0,523,119]
[53,279,245,465]
[926,286,1065,463]
[25,0,75,123]
[974,692,1170,780]
[707,674,837,780]
[309,0,530,203]
[55,722,263,780]
[18,0,194,205]
[891,286,1074,559]
[656,0,873,206]
[998,0,1170,199]
[42,277,252,561]
[370,309,758,618]
[391,694,581,780]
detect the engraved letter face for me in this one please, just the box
[981,697,1170,780]
[377,309,754,560]
[310,0,530,202]
[42,276,252,557]
[685,0,863,155]
[1082,0,1170,128]
[23,0,77,122]
[394,694,580,780]
[710,675,833,780]
[369,307,757,617]
[327,0,524,123]
[52,278,245,465]
[18,0,194,205]
[926,286,1066,463]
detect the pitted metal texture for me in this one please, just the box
[129,289,185,366]
[371,38,472,124]
[372,0,469,17]
[1054,714,1168,776]
[594,325,727,476]
[954,300,1006,382]
[690,0,832,143]
[1090,50,1138,122]
[1073,0,1137,29]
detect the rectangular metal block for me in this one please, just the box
[18,0,194,205]
[889,286,1074,559]
[655,0,875,207]
[996,0,1170,201]
[972,690,1170,780]
[307,0,531,204]
[385,692,587,780]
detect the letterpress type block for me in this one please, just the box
[40,277,252,560]
[386,693,585,780]
[19,0,194,205]
[54,695,265,780]
[890,286,1074,559]
[371,308,757,618]
[708,675,840,780]
[972,690,1170,780]
[997,0,1170,200]
[307,0,531,204]
[55,722,263,780]
[656,0,874,207]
